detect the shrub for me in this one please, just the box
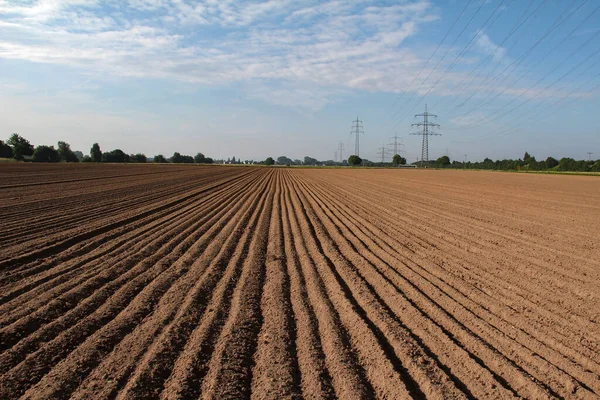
[131,153,147,163]
[58,141,79,162]
[32,145,60,162]
[348,155,362,166]
[171,152,194,163]
[0,140,13,158]
[90,143,102,162]
[102,149,129,163]
[194,153,206,163]
[7,133,34,160]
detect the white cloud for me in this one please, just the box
[475,31,506,61]
[2,0,554,115]
[0,0,443,110]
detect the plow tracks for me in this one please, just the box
[1,165,599,399]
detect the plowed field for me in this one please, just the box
[1,164,599,399]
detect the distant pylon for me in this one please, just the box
[377,143,391,163]
[389,133,404,156]
[350,117,364,157]
[338,142,345,162]
[410,104,440,167]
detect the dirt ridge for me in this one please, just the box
[1,165,598,399]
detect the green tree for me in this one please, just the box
[436,155,451,167]
[7,133,34,160]
[154,154,168,163]
[131,153,147,163]
[171,152,194,163]
[0,140,13,158]
[523,151,535,164]
[90,143,102,162]
[57,141,79,162]
[102,149,129,163]
[527,160,545,171]
[348,155,362,166]
[557,157,576,171]
[277,156,293,165]
[204,157,214,164]
[32,145,60,162]
[82,155,92,162]
[392,154,406,166]
[73,151,84,161]
[304,156,318,165]
[194,153,206,163]
[545,156,559,169]
[171,152,183,163]
[264,157,275,166]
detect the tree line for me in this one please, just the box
[255,152,600,171]
[264,154,407,167]
[420,152,600,172]
[0,134,214,164]
[3,134,595,172]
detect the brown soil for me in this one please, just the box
[1,164,599,399]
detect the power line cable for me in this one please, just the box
[386,0,474,114]
[431,0,541,111]
[371,0,475,136]
[453,56,600,143]
[445,0,586,121]
[394,0,511,127]
[449,0,596,127]
[452,27,600,130]
[380,0,487,132]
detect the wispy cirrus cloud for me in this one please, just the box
[475,30,506,61]
[0,0,440,110]
[2,0,564,117]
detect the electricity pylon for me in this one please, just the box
[411,104,440,168]
[377,143,391,163]
[338,142,345,162]
[389,133,404,156]
[350,117,364,157]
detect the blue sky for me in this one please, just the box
[1,0,599,162]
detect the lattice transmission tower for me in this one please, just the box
[410,104,440,167]
[389,133,404,156]
[338,142,345,162]
[377,143,391,163]
[350,117,364,157]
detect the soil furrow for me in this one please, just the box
[312,172,600,359]
[296,173,586,398]
[250,171,302,399]
[279,172,336,399]
[1,165,597,400]
[196,172,274,399]
[69,171,272,399]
